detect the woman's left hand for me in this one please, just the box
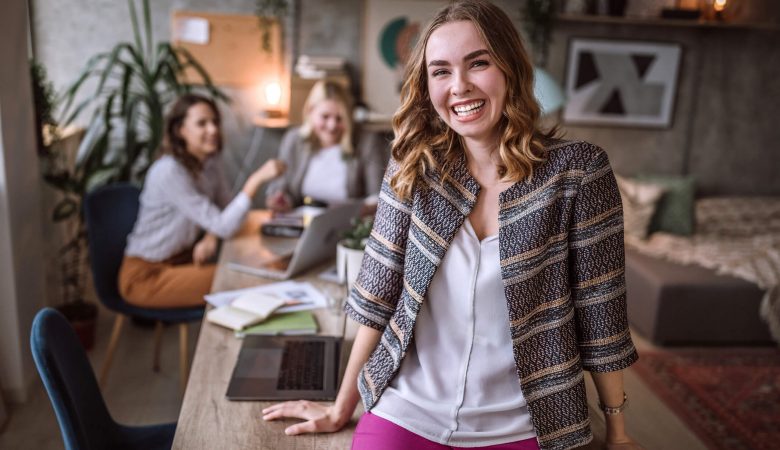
[192,234,218,265]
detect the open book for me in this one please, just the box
[206,291,291,331]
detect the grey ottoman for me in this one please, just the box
[625,249,773,345]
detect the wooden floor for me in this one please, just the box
[0,303,707,450]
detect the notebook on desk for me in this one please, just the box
[226,335,342,401]
[227,202,362,280]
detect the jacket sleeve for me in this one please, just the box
[568,147,638,372]
[344,158,412,330]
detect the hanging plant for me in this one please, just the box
[521,0,558,67]
[255,0,289,52]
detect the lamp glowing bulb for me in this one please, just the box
[713,0,727,12]
[265,82,282,106]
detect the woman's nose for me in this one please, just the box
[451,71,473,97]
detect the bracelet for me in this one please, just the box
[598,392,628,416]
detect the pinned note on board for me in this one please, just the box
[171,10,284,88]
[173,16,210,45]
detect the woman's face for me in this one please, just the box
[425,20,507,148]
[178,102,220,161]
[309,99,346,148]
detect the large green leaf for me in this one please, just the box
[74,116,106,168]
[52,198,78,222]
[85,167,120,192]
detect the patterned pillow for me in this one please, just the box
[615,175,666,240]
[636,174,696,236]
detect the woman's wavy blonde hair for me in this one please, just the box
[300,80,355,156]
[390,0,557,199]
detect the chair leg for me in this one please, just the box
[152,321,164,372]
[100,314,125,387]
[179,323,189,397]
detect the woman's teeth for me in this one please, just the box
[452,100,485,116]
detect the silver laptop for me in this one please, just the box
[226,335,342,401]
[227,202,362,279]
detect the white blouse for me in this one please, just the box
[371,219,536,447]
[300,145,349,204]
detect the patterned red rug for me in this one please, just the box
[633,348,780,450]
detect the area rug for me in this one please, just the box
[633,349,780,450]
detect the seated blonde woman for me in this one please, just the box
[265,80,385,211]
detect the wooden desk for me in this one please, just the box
[172,211,361,449]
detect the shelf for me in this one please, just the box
[556,13,779,31]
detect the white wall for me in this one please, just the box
[0,0,47,403]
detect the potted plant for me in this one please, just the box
[31,0,226,349]
[337,215,373,288]
[31,60,99,349]
[255,0,290,52]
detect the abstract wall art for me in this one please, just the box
[362,0,446,118]
[563,38,682,128]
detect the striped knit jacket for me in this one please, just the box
[344,140,638,450]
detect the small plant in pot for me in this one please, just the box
[337,216,373,287]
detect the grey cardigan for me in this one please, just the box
[345,140,638,450]
[265,126,386,206]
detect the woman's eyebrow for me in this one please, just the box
[463,49,489,61]
[428,49,489,67]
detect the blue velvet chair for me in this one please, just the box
[31,307,177,450]
[83,183,204,393]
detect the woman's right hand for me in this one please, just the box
[261,400,351,435]
[242,158,286,198]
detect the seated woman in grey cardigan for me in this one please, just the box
[119,94,285,308]
[265,80,385,211]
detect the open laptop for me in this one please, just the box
[226,202,362,280]
[226,335,342,401]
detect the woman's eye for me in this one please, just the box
[432,69,448,77]
[471,59,489,68]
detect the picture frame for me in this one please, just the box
[562,38,682,128]
[362,0,446,119]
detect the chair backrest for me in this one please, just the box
[30,308,116,449]
[83,183,140,311]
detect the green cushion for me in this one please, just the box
[636,174,696,236]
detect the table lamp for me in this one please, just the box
[533,66,565,116]
[262,81,283,118]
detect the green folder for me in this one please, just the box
[234,311,318,338]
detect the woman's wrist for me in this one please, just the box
[242,174,261,198]
[332,395,358,423]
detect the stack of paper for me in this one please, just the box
[204,280,328,312]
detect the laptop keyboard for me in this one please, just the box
[276,341,325,391]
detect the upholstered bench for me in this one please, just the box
[625,249,773,345]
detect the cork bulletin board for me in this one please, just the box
[172,10,283,87]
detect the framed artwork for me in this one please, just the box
[563,38,682,128]
[362,0,446,118]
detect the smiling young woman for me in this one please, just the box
[262,2,642,449]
